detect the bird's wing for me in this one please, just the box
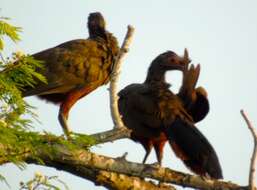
[118,83,167,140]
[23,39,113,96]
[188,87,209,122]
[118,83,189,129]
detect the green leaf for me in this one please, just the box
[0,19,22,43]
[0,38,3,50]
[0,174,10,188]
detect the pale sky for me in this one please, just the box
[1,0,257,189]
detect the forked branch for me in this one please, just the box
[241,109,257,190]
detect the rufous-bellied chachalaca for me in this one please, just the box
[22,12,119,138]
[119,50,206,164]
[118,50,222,179]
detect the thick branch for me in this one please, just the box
[240,110,257,190]
[109,25,135,129]
[0,134,173,190]
[54,166,175,190]
[0,131,250,190]
[96,171,176,190]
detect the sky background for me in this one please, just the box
[1,0,257,189]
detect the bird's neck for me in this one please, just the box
[89,28,107,40]
[144,68,169,87]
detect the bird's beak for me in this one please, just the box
[174,48,191,71]
[160,50,192,71]
[173,49,191,71]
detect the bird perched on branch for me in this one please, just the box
[22,12,119,138]
[118,50,223,179]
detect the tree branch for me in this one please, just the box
[54,165,176,190]
[240,109,257,190]
[109,25,135,129]
[0,130,250,190]
[90,127,131,144]
[95,171,176,190]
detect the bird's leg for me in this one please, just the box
[59,84,98,139]
[58,105,72,139]
[142,149,151,164]
[141,141,153,164]
[154,141,166,166]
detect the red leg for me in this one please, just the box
[139,139,153,164]
[59,84,99,138]
[153,140,166,165]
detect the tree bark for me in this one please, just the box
[0,129,252,190]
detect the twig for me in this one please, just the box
[109,25,135,129]
[240,109,257,190]
[90,127,131,144]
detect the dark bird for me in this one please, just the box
[118,50,223,179]
[22,12,119,137]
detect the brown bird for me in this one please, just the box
[118,50,223,179]
[22,12,119,137]
[119,51,209,165]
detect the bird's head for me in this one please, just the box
[87,12,106,38]
[150,49,191,72]
[145,49,191,84]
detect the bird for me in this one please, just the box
[22,12,119,138]
[119,50,209,164]
[118,50,223,179]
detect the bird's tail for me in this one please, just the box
[165,118,223,179]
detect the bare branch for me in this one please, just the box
[109,25,135,129]
[240,109,257,190]
[90,127,131,144]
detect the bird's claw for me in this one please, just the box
[149,161,161,168]
[200,174,211,181]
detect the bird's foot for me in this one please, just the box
[60,130,80,141]
[67,132,92,140]
[149,161,161,168]
[200,174,211,181]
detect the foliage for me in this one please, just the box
[0,125,94,165]
[0,17,46,130]
[0,16,96,189]
[0,16,21,50]
[0,125,94,189]
[0,16,95,156]
[19,172,69,190]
